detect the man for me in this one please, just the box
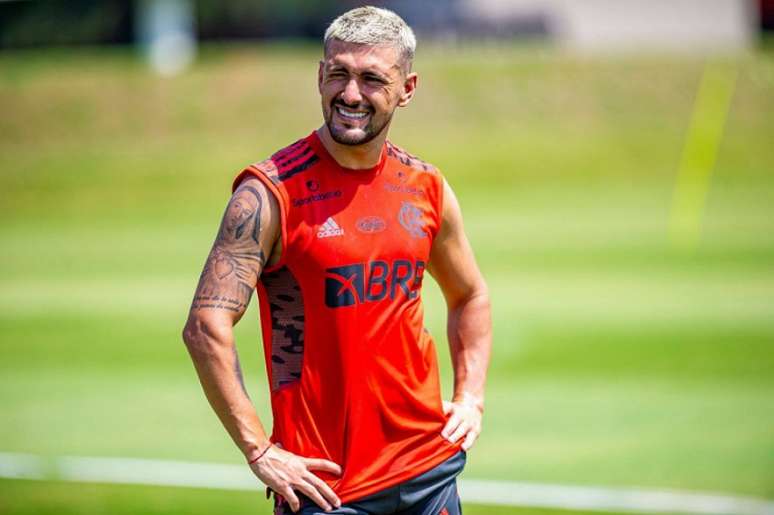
[182,6,491,515]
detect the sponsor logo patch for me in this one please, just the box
[317,217,344,238]
[384,182,425,196]
[356,216,386,233]
[398,201,428,238]
[325,259,425,308]
[292,189,341,207]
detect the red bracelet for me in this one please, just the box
[247,443,273,465]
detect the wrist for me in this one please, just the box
[246,440,273,465]
[453,391,484,413]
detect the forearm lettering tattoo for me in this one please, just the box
[233,345,249,397]
[191,182,269,314]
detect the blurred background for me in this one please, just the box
[1,1,773,514]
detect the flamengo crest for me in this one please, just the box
[398,202,427,238]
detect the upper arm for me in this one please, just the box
[188,176,281,325]
[428,179,487,307]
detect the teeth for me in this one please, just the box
[337,106,368,119]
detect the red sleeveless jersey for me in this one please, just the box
[233,131,461,502]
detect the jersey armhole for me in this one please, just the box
[432,170,445,241]
[232,163,288,273]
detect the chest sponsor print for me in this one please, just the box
[292,189,342,207]
[324,259,426,308]
[384,182,425,197]
[356,216,387,234]
[384,169,425,197]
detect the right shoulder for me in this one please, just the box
[233,158,281,192]
[229,137,319,271]
[232,135,319,190]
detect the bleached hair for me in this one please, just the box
[324,6,416,69]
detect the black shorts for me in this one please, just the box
[276,451,466,515]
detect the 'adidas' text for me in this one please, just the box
[317,217,344,238]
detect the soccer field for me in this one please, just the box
[1,44,773,514]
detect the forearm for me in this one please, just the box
[447,289,492,411]
[183,316,269,460]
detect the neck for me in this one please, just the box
[316,125,388,169]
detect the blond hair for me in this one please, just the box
[324,6,416,69]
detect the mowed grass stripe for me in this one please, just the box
[0,479,720,515]
[1,454,773,515]
[1,369,771,494]
[2,272,773,322]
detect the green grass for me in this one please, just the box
[0,479,633,515]
[1,43,773,513]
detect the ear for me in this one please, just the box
[318,60,324,94]
[397,72,418,108]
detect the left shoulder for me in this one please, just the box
[385,141,441,176]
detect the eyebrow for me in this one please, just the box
[326,64,390,81]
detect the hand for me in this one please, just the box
[249,444,342,513]
[441,395,483,451]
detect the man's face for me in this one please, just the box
[319,39,416,146]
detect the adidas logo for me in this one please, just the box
[317,217,344,238]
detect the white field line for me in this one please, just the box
[1,452,773,515]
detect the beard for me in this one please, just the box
[324,100,392,146]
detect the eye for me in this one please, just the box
[363,74,386,84]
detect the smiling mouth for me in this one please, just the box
[335,104,370,121]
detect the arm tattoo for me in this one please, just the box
[191,181,270,314]
[190,248,254,313]
[233,346,249,397]
[221,185,265,247]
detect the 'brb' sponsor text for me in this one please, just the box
[325,259,425,308]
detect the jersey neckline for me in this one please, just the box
[307,129,388,176]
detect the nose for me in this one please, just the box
[340,78,362,106]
